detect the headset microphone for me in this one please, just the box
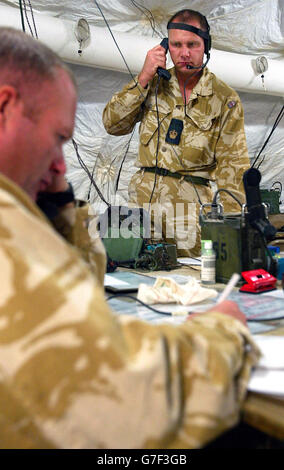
[186,55,210,70]
[186,64,203,70]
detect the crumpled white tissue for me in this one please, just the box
[137,276,218,306]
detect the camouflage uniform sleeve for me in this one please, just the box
[214,97,250,212]
[103,76,149,135]
[106,310,259,449]
[0,182,260,449]
[51,204,106,287]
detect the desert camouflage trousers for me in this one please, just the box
[128,170,213,257]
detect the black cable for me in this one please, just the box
[212,188,243,208]
[27,0,38,39]
[183,70,204,206]
[22,2,33,36]
[256,108,284,169]
[247,315,284,322]
[22,0,37,38]
[107,293,284,321]
[19,0,26,32]
[148,72,205,208]
[148,77,161,206]
[72,138,111,207]
[183,71,201,118]
[87,164,97,201]
[185,174,204,205]
[107,293,172,315]
[93,0,144,98]
[130,0,155,30]
[129,0,164,39]
[178,263,201,271]
[252,104,284,169]
[271,180,282,193]
[115,128,136,192]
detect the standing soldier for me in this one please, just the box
[103,9,250,256]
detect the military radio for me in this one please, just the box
[200,168,278,283]
[99,206,178,272]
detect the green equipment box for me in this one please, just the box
[200,206,277,284]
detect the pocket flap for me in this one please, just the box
[140,112,170,145]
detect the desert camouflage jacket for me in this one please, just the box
[103,67,250,212]
[0,173,259,449]
[50,202,106,287]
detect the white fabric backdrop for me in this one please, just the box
[3,0,284,209]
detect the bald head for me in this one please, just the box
[0,27,77,200]
[0,27,76,116]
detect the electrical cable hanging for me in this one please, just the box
[148,77,162,206]
[19,0,38,38]
[147,56,204,208]
[115,127,136,192]
[19,0,25,32]
[71,2,146,207]
[182,69,205,206]
[93,0,143,96]
[87,164,97,201]
[72,138,111,207]
[26,0,38,38]
[129,0,164,39]
[212,188,242,208]
[252,104,284,169]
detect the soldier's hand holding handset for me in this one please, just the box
[138,43,168,88]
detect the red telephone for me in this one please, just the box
[239,269,277,294]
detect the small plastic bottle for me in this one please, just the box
[201,240,216,284]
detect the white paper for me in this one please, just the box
[104,275,129,286]
[252,335,284,369]
[248,335,284,397]
[178,257,201,266]
[248,369,284,397]
[262,289,284,299]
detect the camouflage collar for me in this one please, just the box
[0,172,49,222]
[169,66,213,99]
[192,67,213,97]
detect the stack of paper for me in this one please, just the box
[248,335,284,399]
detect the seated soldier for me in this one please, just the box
[0,27,259,449]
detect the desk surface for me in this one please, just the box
[106,264,284,442]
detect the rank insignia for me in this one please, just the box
[169,130,178,139]
[227,100,236,108]
[165,118,184,145]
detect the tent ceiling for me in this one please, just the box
[5,0,284,56]
[2,1,284,209]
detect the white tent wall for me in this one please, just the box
[2,0,284,212]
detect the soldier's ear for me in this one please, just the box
[0,85,19,128]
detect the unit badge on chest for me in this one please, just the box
[165,118,184,145]
[169,130,178,139]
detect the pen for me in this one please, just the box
[217,273,240,303]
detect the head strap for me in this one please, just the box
[167,22,211,56]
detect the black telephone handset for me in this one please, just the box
[157,38,171,81]
[243,168,276,241]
